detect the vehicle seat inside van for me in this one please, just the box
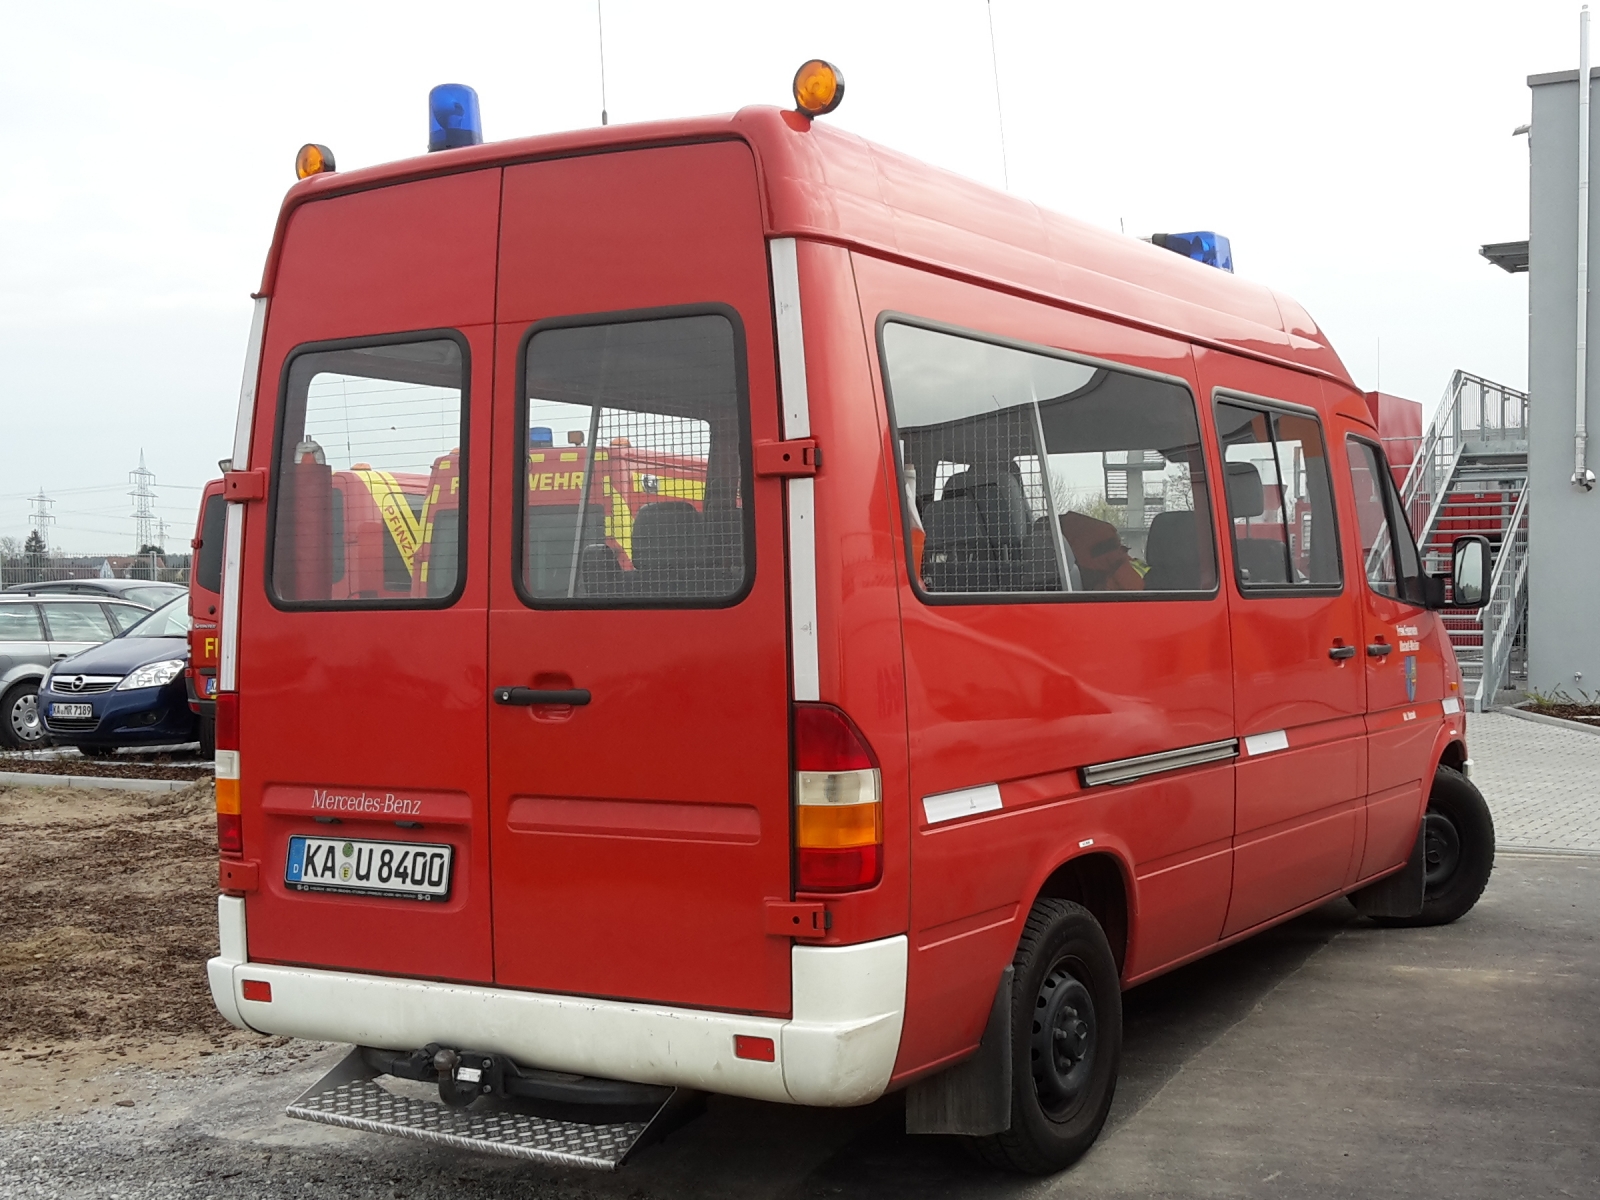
[922,468,1037,592]
[631,500,712,595]
[1143,510,1211,591]
[1225,462,1291,585]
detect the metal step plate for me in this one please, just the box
[287,1048,659,1170]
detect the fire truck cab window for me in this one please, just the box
[881,321,1217,599]
[270,337,465,606]
[518,313,750,606]
[1214,400,1341,592]
[1348,437,1426,604]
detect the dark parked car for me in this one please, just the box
[5,578,186,609]
[40,596,199,755]
[0,594,152,749]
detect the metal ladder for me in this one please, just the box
[1398,371,1530,712]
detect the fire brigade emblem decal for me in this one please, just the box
[1404,655,1417,703]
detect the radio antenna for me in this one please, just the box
[597,0,610,126]
[986,0,1010,190]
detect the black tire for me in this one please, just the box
[1,680,48,750]
[1375,765,1495,928]
[198,713,216,758]
[970,899,1122,1175]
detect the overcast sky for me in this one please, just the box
[0,1,1578,550]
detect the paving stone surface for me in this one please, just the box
[1468,711,1600,852]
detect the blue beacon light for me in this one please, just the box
[1151,231,1234,273]
[428,84,483,153]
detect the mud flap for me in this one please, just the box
[286,1047,695,1170]
[905,966,1013,1136]
[1352,824,1427,919]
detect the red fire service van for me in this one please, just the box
[186,478,226,756]
[207,67,1495,1175]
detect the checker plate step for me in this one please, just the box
[286,1048,667,1170]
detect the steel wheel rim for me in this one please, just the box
[1422,810,1461,891]
[1030,956,1097,1119]
[10,693,42,743]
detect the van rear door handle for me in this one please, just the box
[1366,643,1393,658]
[1328,644,1356,660]
[494,687,591,706]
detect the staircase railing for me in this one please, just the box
[1400,371,1529,544]
[1468,484,1531,712]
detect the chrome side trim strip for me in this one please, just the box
[769,237,819,703]
[1080,738,1240,788]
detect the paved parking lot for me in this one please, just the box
[1,712,1596,1199]
[1468,710,1600,852]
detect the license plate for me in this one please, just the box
[50,703,93,719]
[203,676,218,697]
[285,836,453,902]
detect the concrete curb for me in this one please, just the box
[0,770,209,794]
[1494,704,1600,737]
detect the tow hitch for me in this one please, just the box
[286,1044,702,1170]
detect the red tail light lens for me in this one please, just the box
[794,704,875,772]
[217,810,243,856]
[793,703,883,893]
[215,691,239,751]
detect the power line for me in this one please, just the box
[986,0,1010,191]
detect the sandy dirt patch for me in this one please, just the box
[0,782,272,1120]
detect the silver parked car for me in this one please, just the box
[0,594,151,749]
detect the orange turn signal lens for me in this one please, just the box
[295,143,337,180]
[793,60,844,118]
[796,800,881,849]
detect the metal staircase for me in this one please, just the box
[1399,371,1529,712]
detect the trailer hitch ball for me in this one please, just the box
[428,1045,478,1108]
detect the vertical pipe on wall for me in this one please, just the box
[1576,6,1596,490]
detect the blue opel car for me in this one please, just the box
[41,596,199,756]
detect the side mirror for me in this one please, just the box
[1449,535,1490,609]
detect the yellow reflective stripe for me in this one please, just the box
[602,477,633,560]
[353,470,422,575]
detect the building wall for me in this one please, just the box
[1528,68,1600,699]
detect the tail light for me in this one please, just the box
[793,703,882,892]
[215,692,242,857]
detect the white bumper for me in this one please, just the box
[206,896,906,1107]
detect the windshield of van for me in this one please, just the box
[119,596,191,638]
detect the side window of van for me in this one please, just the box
[270,336,466,607]
[517,311,751,606]
[1214,400,1341,592]
[881,321,1217,599]
[1347,438,1427,604]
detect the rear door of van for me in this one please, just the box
[239,171,498,983]
[487,143,794,1014]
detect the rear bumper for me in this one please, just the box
[206,897,906,1108]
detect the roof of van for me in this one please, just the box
[262,106,1354,388]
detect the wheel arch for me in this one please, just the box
[1030,851,1132,976]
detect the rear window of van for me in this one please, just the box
[516,311,752,607]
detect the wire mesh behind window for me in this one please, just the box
[521,314,748,605]
[1215,402,1339,590]
[883,322,1216,598]
[271,339,464,605]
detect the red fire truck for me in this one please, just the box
[207,67,1494,1174]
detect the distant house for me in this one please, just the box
[98,555,167,579]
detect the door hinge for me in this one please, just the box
[219,858,259,893]
[764,899,831,940]
[754,439,820,478]
[223,469,268,502]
